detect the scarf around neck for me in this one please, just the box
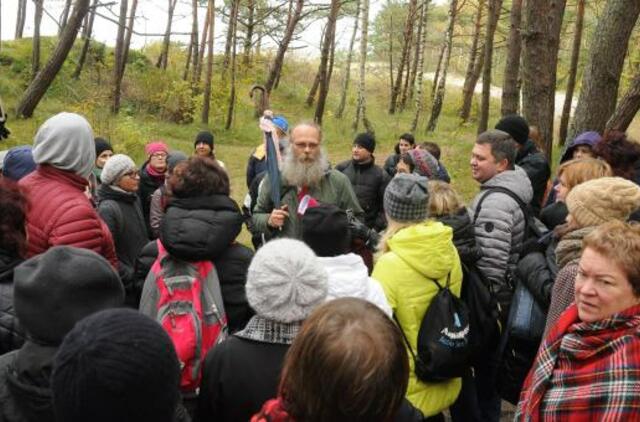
[234,315,301,345]
[516,303,640,421]
[145,163,166,184]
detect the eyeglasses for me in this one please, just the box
[151,152,168,159]
[123,170,140,178]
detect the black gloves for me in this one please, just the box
[346,210,380,249]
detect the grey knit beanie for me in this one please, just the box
[246,238,328,323]
[100,154,137,186]
[384,173,429,222]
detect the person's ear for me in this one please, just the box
[496,158,509,172]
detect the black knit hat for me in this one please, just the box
[495,115,529,145]
[353,132,376,153]
[52,308,181,422]
[302,204,351,257]
[95,137,113,156]
[195,131,214,149]
[13,246,124,345]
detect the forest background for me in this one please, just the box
[2,0,640,246]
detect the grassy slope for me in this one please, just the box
[1,38,509,246]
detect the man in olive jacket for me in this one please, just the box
[252,122,364,240]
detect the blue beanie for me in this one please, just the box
[272,116,289,133]
[3,146,37,181]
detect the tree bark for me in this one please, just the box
[113,0,138,114]
[314,0,341,125]
[411,0,431,132]
[223,0,240,76]
[389,0,417,114]
[306,25,328,107]
[73,0,98,79]
[399,28,414,111]
[225,1,238,129]
[183,38,193,80]
[521,0,567,159]
[16,0,90,118]
[59,0,72,35]
[335,0,360,119]
[114,0,128,86]
[500,0,522,116]
[353,0,373,133]
[15,0,27,39]
[32,0,44,80]
[558,0,584,146]
[459,0,485,121]
[190,0,199,83]
[569,0,640,138]
[407,1,425,103]
[196,5,210,84]
[606,72,640,132]
[156,0,178,69]
[477,0,502,134]
[265,0,304,94]
[430,42,445,102]
[243,0,255,67]
[426,0,457,132]
[202,0,215,123]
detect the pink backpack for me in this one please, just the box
[149,240,228,393]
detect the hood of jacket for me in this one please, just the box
[560,131,601,163]
[318,253,370,300]
[161,194,243,261]
[387,220,457,280]
[481,166,533,205]
[32,113,95,179]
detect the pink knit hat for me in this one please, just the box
[145,141,168,156]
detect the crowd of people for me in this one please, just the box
[0,109,639,422]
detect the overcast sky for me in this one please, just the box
[1,0,447,57]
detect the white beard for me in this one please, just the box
[280,146,329,187]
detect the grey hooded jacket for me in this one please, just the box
[468,167,533,312]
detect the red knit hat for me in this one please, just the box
[145,141,168,156]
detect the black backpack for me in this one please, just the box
[395,273,472,383]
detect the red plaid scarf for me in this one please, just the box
[251,398,294,422]
[516,303,640,421]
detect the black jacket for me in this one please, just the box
[335,158,390,231]
[0,252,25,356]
[383,154,401,178]
[540,201,568,231]
[0,343,56,422]
[137,162,164,233]
[136,195,254,333]
[435,208,480,266]
[516,140,550,216]
[97,185,150,306]
[196,335,289,422]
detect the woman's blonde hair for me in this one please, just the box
[557,158,612,192]
[427,181,464,217]
[376,218,418,256]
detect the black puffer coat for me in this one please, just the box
[516,140,550,216]
[137,162,164,233]
[97,185,150,306]
[136,195,254,333]
[434,208,480,265]
[383,154,401,178]
[0,251,25,355]
[335,158,390,231]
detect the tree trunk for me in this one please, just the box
[500,0,522,116]
[59,0,72,35]
[112,0,128,113]
[353,0,373,133]
[411,0,431,132]
[606,72,640,132]
[243,0,255,67]
[113,0,138,114]
[183,39,193,80]
[430,43,445,102]
[196,6,210,84]
[223,0,240,76]
[389,0,417,114]
[399,33,413,112]
[121,0,138,75]
[426,0,457,132]
[388,7,394,101]
[0,0,3,52]
[156,0,178,69]
[202,0,215,124]
[225,2,238,129]
[569,0,640,138]
[190,0,199,83]
[407,1,425,103]
[335,0,360,119]
[314,0,341,125]
[306,25,328,107]
[15,0,27,39]
[265,0,304,94]
[16,0,90,118]
[521,0,567,159]
[459,0,485,121]
[32,0,44,80]
[73,0,98,79]
[477,0,502,134]
[558,0,584,146]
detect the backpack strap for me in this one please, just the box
[393,313,419,363]
[473,186,543,238]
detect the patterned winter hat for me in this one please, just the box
[384,173,429,222]
[566,176,640,227]
[408,149,439,179]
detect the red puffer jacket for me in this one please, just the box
[19,165,117,267]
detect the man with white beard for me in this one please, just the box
[252,122,364,240]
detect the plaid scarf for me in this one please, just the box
[516,303,640,421]
[251,398,293,422]
[234,316,301,345]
